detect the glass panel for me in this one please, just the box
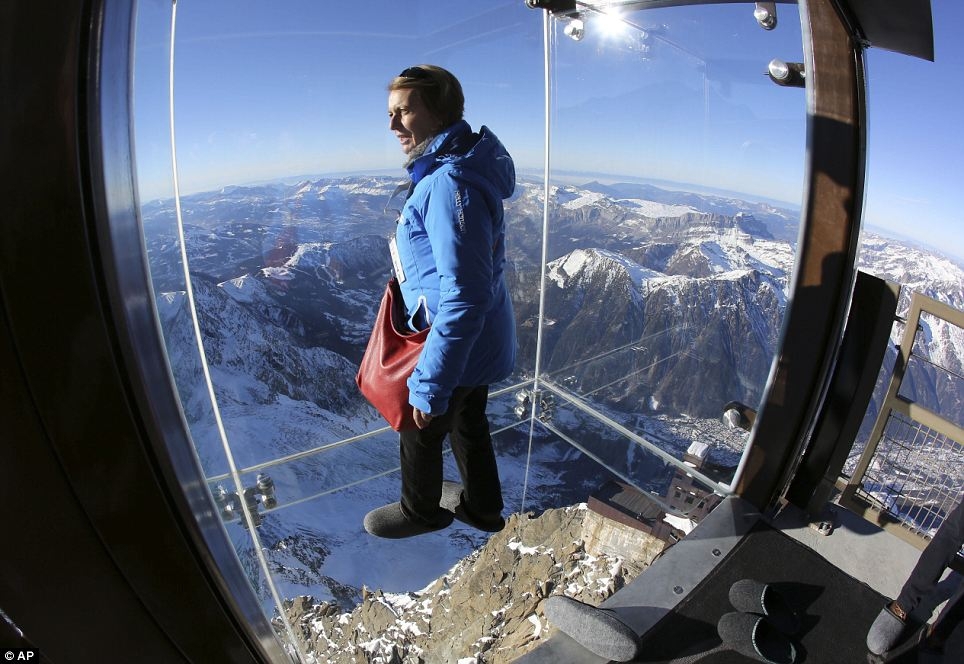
[132,1,303,657]
[133,0,547,660]
[541,3,805,495]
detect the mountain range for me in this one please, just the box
[141,174,964,636]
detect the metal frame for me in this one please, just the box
[735,0,867,510]
[567,0,933,59]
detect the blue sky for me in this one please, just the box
[133,0,962,260]
[862,5,964,259]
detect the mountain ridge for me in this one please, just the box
[139,173,964,639]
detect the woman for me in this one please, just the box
[363,64,517,539]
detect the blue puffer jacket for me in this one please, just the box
[394,120,516,416]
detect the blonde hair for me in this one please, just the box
[389,64,465,127]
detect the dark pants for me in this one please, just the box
[399,385,503,526]
[896,497,964,643]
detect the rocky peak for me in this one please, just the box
[280,504,667,663]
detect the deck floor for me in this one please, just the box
[516,497,956,663]
[635,520,888,662]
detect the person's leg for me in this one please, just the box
[448,385,503,518]
[364,410,457,538]
[895,499,964,614]
[930,600,964,660]
[923,575,964,652]
[398,410,456,526]
[868,498,964,654]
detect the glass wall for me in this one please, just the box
[538,2,805,498]
[129,1,808,660]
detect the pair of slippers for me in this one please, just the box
[543,580,800,664]
[363,480,504,538]
[543,580,801,664]
[718,579,801,664]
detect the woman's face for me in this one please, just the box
[388,87,439,155]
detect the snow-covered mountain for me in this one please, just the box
[539,246,784,418]
[141,174,964,622]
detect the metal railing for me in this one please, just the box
[840,291,964,549]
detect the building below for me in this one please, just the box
[586,442,728,559]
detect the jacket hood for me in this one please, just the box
[408,120,515,199]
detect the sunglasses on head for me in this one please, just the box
[399,66,432,81]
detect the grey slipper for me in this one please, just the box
[866,603,907,655]
[544,595,642,662]
[729,579,801,635]
[363,502,453,539]
[718,611,797,664]
[868,621,929,662]
[440,480,505,533]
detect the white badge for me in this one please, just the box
[389,235,406,283]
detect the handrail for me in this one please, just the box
[840,290,964,546]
